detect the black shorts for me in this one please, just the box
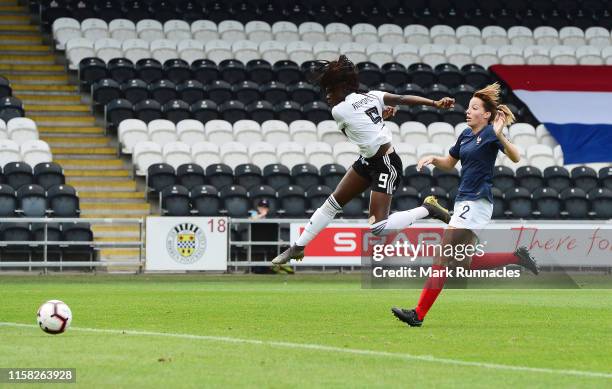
[352,151,403,194]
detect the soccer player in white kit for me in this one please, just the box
[272,55,455,265]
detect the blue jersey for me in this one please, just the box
[449,125,504,203]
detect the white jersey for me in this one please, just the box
[331,90,392,158]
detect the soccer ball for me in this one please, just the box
[37,300,72,335]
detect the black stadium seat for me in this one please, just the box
[79,57,107,86]
[451,84,476,108]
[163,99,190,123]
[307,185,333,211]
[382,62,409,86]
[303,101,331,123]
[0,222,31,258]
[462,64,491,88]
[17,184,47,217]
[190,99,219,122]
[135,58,163,83]
[275,100,302,122]
[47,184,80,217]
[0,184,16,217]
[492,165,516,192]
[4,162,33,190]
[93,79,122,105]
[278,185,306,217]
[599,167,612,190]
[205,163,234,189]
[61,222,94,261]
[263,163,291,190]
[149,79,177,104]
[190,185,220,216]
[192,59,219,84]
[121,79,149,104]
[435,63,463,88]
[248,184,278,215]
[571,166,598,193]
[247,59,274,84]
[0,96,24,121]
[235,163,263,190]
[247,100,275,123]
[177,80,205,104]
[207,80,232,104]
[163,59,192,84]
[441,104,466,126]
[516,166,544,192]
[108,58,136,84]
[106,98,134,128]
[134,99,163,123]
[504,187,532,218]
[342,192,365,218]
[393,186,420,213]
[176,163,205,190]
[292,163,319,191]
[276,60,302,85]
[34,162,65,190]
[492,187,505,219]
[219,100,248,123]
[420,186,449,208]
[561,187,589,219]
[234,80,261,105]
[261,81,289,104]
[32,222,62,261]
[543,166,571,193]
[408,63,436,87]
[404,164,434,191]
[425,83,451,100]
[161,185,191,216]
[357,62,383,87]
[219,59,247,84]
[433,167,460,192]
[412,105,441,125]
[288,81,317,105]
[588,188,612,219]
[220,184,249,217]
[320,163,346,188]
[533,187,561,219]
[147,163,176,193]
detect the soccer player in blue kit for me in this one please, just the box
[392,82,540,327]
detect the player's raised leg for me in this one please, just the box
[271,168,370,265]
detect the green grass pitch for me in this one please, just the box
[0,274,611,388]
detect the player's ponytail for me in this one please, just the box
[473,82,515,125]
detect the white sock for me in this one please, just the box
[383,206,429,232]
[295,196,342,247]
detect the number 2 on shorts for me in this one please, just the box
[459,204,470,219]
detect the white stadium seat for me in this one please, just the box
[148,119,177,145]
[136,19,164,42]
[259,40,287,64]
[164,20,191,41]
[272,21,299,42]
[150,39,177,64]
[261,120,290,145]
[386,121,401,144]
[286,41,313,64]
[550,45,577,65]
[553,144,564,165]
[7,117,38,145]
[289,120,318,143]
[534,26,560,46]
[109,19,137,41]
[118,119,148,154]
[482,26,508,47]
[305,142,334,169]
[419,43,446,67]
[277,142,306,168]
[455,25,482,47]
[401,121,429,145]
[428,122,456,147]
[325,23,352,43]
[527,144,556,171]
[393,44,420,65]
[20,140,52,167]
[352,23,378,45]
[333,142,360,167]
[340,42,368,64]
[313,41,339,61]
[507,26,534,47]
[430,25,456,45]
[366,43,394,66]
[191,20,218,41]
[535,124,558,148]
[603,46,612,65]
[559,26,586,47]
[221,141,249,168]
[524,45,551,65]
[163,141,192,169]
[394,142,417,167]
[509,123,537,147]
[81,18,108,40]
[218,20,246,42]
[498,45,525,65]
[133,141,163,176]
[471,44,498,68]
[454,122,469,136]
[205,39,233,63]
[205,120,234,144]
[445,44,473,68]
[404,25,430,45]
[122,39,150,64]
[0,139,20,167]
[378,24,404,45]
[585,26,611,48]
[576,46,602,65]
[0,119,6,139]
[299,22,325,43]
[233,120,262,144]
[177,39,205,64]
[53,17,81,50]
[232,40,259,64]
[176,119,205,144]
[416,143,445,159]
[317,120,344,145]
[248,142,277,167]
[191,141,221,166]
[245,21,273,42]
[66,37,94,70]
[94,38,122,63]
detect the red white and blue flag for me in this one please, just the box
[490,65,612,165]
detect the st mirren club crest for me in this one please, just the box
[166,223,206,264]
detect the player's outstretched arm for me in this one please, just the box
[383,93,455,110]
[493,110,521,163]
[417,154,459,172]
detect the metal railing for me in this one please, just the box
[0,217,145,273]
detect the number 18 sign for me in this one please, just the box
[146,217,228,271]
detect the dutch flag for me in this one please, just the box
[491,65,612,165]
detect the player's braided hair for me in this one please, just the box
[474,82,516,126]
[307,55,359,95]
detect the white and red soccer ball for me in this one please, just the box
[37,300,72,335]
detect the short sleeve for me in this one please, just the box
[449,133,462,159]
[490,127,505,152]
[331,106,345,130]
[368,90,387,108]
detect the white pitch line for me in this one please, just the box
[1,322,611,380]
